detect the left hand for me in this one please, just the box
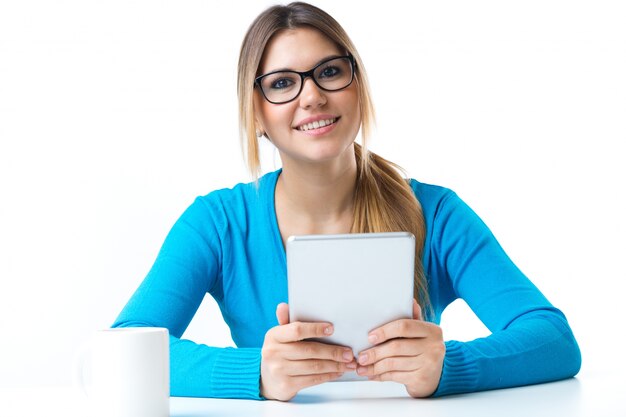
[356,299,445,398]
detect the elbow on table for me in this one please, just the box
[538,309,582,380]
[507,308,583,382]
[562,326,582,379]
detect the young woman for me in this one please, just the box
[113,2,581,401]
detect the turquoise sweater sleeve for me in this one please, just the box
[112,197,264,399]
[420,188,582,396]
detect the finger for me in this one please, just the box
[285,359,354,376]
[369,370,415,386]
[369,319,434,345]
[290,372,344,391]
[367,300,422,345]
[284,341,355,363]
[413,299,423,321]
[272,321,334,343]
[276,303,289,326]
[358,338,422,366]
[356,355,420,377]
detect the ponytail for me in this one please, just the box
[352,143,431,319]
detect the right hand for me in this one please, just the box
[260,302,357,401]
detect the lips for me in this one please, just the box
[294,115,340,132]
[297,117,338,131]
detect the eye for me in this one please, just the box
[319,65,341,79]
[268,76,296,90]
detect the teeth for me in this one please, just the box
[298,118,337,131]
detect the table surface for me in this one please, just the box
[2,368,623,417]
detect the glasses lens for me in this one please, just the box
[313,57,353,91]
[259,72,302,104]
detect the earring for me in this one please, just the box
[256,129,264,138]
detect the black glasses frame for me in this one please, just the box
[254,55,356,104]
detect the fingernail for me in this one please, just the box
[324,326,333,335]
[358,353,368,365]
[368,333,378,344]
[357,366,366,375]
[346,362,357,369]
[343,350,353,362]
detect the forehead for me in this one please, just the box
[259,27,343,74]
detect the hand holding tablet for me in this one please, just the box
[260,302,357,401]
[261,232,444,400]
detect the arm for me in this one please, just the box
[111,198,263,399]
[431,192,581,396]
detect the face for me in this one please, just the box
[254,28,361,168]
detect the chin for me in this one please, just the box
[298,142,355,165]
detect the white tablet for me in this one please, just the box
[286,232,415,381]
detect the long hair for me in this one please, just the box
[237,2,430,317]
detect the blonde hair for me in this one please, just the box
[237,2,430,317]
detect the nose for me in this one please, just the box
[298,77,327,109]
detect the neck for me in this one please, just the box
[276,145,358,230]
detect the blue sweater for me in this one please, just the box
[113,169,581,399]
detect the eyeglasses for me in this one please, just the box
[254,55,355,104]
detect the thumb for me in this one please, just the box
[276,302,290,325]
[413,299,423,321]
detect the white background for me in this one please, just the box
[0,0,624,387]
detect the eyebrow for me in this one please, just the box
[263,54,344,74]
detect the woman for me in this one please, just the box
[113,2,581,401]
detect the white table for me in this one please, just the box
[2,368,622,417]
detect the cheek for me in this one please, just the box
[341,91,361,131]
[258,103,294,134]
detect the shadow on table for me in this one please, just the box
[288,378,582,417]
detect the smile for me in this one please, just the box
[296,117,339,132]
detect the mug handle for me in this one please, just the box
[72,340,91,398]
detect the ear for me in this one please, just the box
[252,93,270,140]
[253,108,268,139]
[254,120,265,138]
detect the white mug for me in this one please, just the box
[75,327,170,417]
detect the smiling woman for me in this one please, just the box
[111,1,581,402]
